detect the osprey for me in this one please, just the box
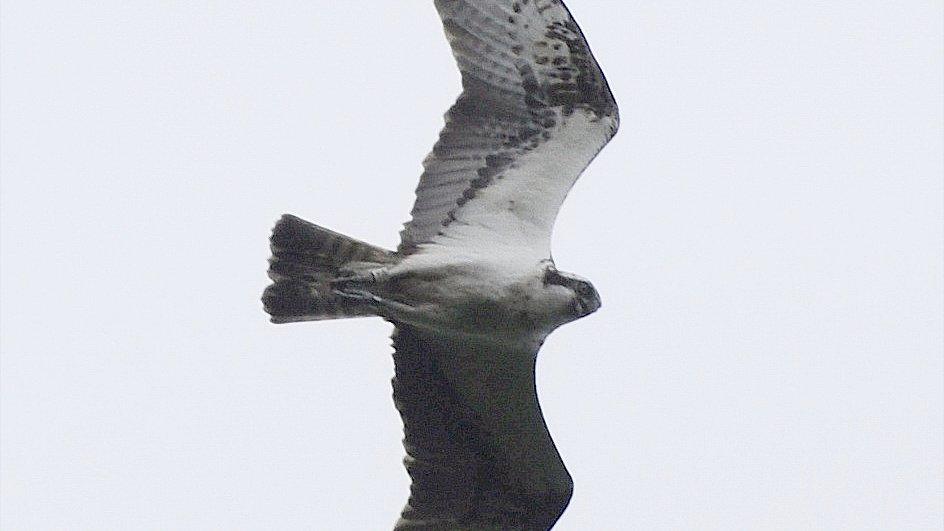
[263,0,618,529]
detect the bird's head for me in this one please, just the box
[541,263,602,320]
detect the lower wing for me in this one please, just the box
[391,324,573,530]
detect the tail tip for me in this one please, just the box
[262,280,319,322]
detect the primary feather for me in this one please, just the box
[400,0,618,261]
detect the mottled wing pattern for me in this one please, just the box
[391,325,572,530]
[399,0,619,259]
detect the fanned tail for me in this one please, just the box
[263,214,396,323]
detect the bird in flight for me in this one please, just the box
[263,0,618,529]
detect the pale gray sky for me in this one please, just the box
[2,1,942,529]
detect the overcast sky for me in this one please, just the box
[2,1,942,529]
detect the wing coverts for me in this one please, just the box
[399,0,619,256]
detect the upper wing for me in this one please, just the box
[391,325,572,530]
[399,0,619,260]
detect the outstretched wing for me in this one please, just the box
[391,325,572,530]
[399,0,619,260]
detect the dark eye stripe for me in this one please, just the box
[543,269,568,287]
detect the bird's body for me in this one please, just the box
[348,251,585,347]
[263,1,618,528]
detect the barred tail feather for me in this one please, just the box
[263,214,395,323]
[263,280,371,323]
